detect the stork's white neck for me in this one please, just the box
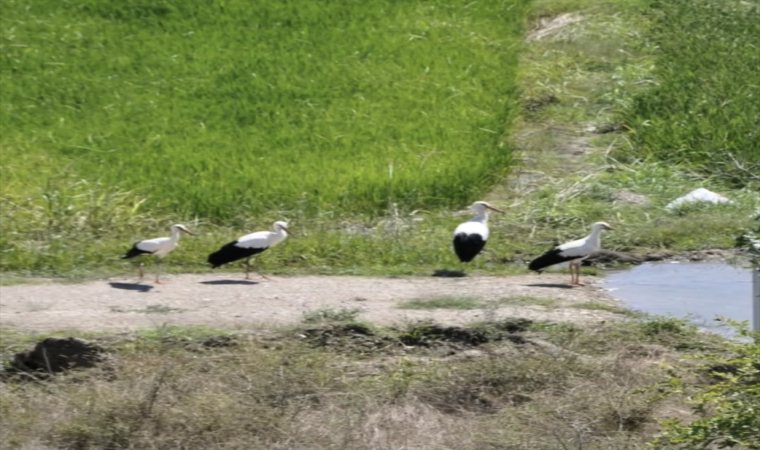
[470,209,488,224]
[269,226,289,247]
[586,226,603,247]
[169,227,182,242]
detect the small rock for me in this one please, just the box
[666,188,732,210]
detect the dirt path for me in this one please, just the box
[0,273,622,333]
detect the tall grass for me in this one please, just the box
[1,0,528,220]
[620,0,760,186]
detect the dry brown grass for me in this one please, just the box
[0,319,722,450]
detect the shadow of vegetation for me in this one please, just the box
[108,282,153,292]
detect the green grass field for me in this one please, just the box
[1,0,759,277]
[0,0,530,275]
[1,0,527,218]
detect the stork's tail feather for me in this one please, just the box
[528,248,576,272]
[528,256,551,272]
[121,245,150,259]
[207,249,228,268]
[452,233,486,263]
[207,241,266,268]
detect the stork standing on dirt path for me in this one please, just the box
[207,221,290,280]
[121,224,194,284]
[528,221,614,286]
[452,201,504,269]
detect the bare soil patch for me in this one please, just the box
[0,273,620,333]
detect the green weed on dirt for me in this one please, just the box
[398,296,482,310]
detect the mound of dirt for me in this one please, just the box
[2,337,109,381]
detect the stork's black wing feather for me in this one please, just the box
[528,248,582,272]
[121,244,152,259]
[207,241,268,268]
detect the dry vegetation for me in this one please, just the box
[0,318,727,450]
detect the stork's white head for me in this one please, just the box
[470,201,504,214]
[591,221,614,231]
[273,221,290,234]
[170,224,194,235]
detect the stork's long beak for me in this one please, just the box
[604,225,615,230]
[282,226,292,235]
[183,228,195,236]
[487,205,505,213]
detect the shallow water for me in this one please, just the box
[603,262,753,334]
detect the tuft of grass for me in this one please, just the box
[398,296,482,310]
[109,304,186,315]
[493,296,560,308]
[133,325,234,342]
[0,276,47,286]
[571,301,642,317]
[302,307,362,324]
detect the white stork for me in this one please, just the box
[452,201,504,266]
[528,221,614,285]
[121,224,194,283]
[207,221,290,280]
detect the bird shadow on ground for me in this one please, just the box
[200,279,259,285]
[431,269,467,278]
[525,283,574,289]
[108,282,154,292]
